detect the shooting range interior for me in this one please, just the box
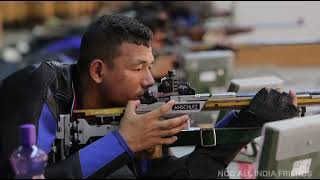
[1,1,320,179]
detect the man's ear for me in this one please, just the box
[89,59,105,84]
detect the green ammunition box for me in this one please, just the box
[183,50,234,93]
[227,76,284,93]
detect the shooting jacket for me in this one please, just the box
[0,60,248,179]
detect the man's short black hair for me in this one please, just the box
[78,15,153,73]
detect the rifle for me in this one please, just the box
[55,70,320,160]
[73,70,320,116]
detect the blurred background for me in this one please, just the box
[2,0,320,124]
[1,1,320,90]
[2,1,320,108]
[1,2,320,178]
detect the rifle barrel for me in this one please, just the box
[204,93,320,110]
[74,91,320,116]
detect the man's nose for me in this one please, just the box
[142,69,155,87]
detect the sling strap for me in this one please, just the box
[169,127,262,147]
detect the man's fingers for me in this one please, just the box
[289,89,298,107]
[158,122,188,137]
[125,100,141,115]
[159,136,178,145]
[157,115,189,129]
[145,100,176,119]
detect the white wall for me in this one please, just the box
[234,1,320,28]
[222,1,320,43]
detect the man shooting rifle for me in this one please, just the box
[0,15,300,179]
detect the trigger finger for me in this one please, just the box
[289,89,298,106]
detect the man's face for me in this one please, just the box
[100,42,155,107]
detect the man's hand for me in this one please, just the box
[229,88,300,128]
[289,89,298,107]
[118,100,189,153]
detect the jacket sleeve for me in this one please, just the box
[0,62,135,178]
[37,103,135,178]
[44,132,134,178]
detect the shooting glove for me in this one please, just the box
[229,88,300,128]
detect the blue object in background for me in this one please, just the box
[0,35,81,80]
[215,111,238,128]
[45,36,81,54]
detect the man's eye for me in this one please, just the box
[135,68,142,71]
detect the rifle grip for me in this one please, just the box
[136,145,163,159]
[150,145,163,159]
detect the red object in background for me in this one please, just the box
[237,162,256,179]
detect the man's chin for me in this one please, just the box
[124,96,142,102]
